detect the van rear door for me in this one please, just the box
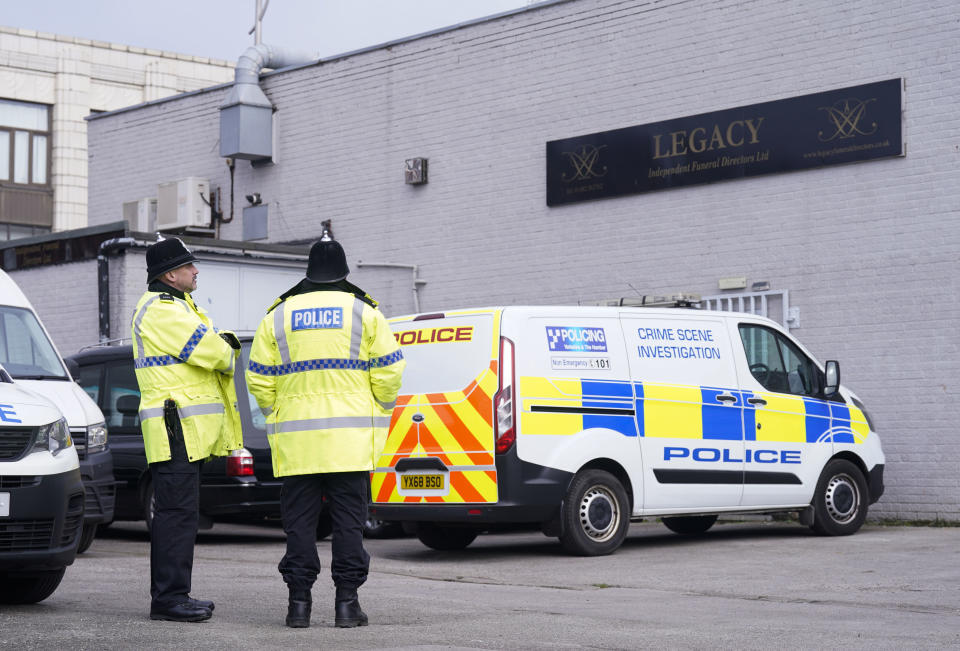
[372,310,499,505]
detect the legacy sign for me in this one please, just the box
[546,79,903,206]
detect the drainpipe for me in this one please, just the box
[97,237,137,343]
[219,44,317,161]
[356,262,427,314]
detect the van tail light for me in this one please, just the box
[494,336,516,454]
[227,447,255,477]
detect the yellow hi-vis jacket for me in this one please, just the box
[246,290,405,477]
[131,288,242,464]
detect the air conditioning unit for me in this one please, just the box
[156,177,211,230]
[122,198,157,232]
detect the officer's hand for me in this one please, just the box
[219,331,241,350]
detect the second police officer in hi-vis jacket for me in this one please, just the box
[246,235,405,629]
[131,237,243,622]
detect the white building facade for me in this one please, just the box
[0,26,234,237]
[35,0,960,520]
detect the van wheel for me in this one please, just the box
[416,523,478,550]
[559,469,630,556]
[811,459,868,536]
[77,523,98,554]
[662,514,718,535]
[0,568,66,604]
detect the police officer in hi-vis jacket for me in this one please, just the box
[246,236,405,629]
[131,237,243,622]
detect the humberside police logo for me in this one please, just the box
[546,326,607,352]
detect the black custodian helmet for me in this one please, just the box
[145,238,196,282]
[306,239,349,282]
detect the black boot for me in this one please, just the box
[286,588,312,628]
[334,586,368,628]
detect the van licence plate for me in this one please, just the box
[400,474,444,490]
[0,492,9,517]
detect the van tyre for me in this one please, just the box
[0,568,66,604]
[416,522,478,550]
[811,459,868,536]
[662,514,718,535]
[560,469,630,556]
[77,523,98,554]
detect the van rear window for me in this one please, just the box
[390,313,494,395]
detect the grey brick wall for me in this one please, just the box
[86,0,960,520]
[11,259,101,357]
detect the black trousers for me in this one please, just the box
[149,433,201,609]
[279,471,370,591]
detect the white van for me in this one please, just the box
[0,363,84,603]
[371,306,884,556]
[0,270,113,553]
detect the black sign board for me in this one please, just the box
[546,79,903,206]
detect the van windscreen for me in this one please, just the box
[390,312,494,395]
[0,306,68,380]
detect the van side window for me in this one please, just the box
[738,324,819,397]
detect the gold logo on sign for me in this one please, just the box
[818,97,878,142]
[561,145,608,182]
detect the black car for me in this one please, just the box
[66,338,399,538]
[66,338,284,531]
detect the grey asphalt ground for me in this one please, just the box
[1,520,958,650]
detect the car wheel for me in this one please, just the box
[141,477,156,533]
[559,469,630,556]
[0,568,66,604]
[76,523,98,554]
[662,514,718,535]
[811,459,868,536]
[415,522,478,550]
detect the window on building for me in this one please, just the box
[0,98,54,235]
[0,99,51,187]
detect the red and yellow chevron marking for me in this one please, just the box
[373,360,499,504]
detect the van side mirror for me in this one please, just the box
[824,360,840,397]
[64,358,80,381]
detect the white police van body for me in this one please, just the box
[371,306,884,555]
[0,269,112,553]
[0,364,84,603]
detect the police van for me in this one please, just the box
[0,270,113,553]
[370,305,884,556]
[0,363,84,603]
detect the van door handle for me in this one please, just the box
[747,397,767,406]
[715,393,737,403]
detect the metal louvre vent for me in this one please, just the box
[0,519,54,551]
[0,476,41,489]
[71,428,86,460]
[0,427,36,460]
[60,494,85,546]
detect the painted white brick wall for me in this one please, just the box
[85,0,960,520]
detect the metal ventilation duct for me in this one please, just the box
[219,44,316,161]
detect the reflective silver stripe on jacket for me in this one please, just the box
[132,293,192,359]
[348,298,364,359]
[139,407,165,421]
[178,403,226,418]
[267,415,392,434]
[274,302,291,365]
[374,398,397,411]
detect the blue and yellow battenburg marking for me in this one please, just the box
[519,376,871,444]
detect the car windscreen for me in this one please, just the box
[0,305,68,380]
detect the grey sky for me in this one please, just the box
[2,0,532,62]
